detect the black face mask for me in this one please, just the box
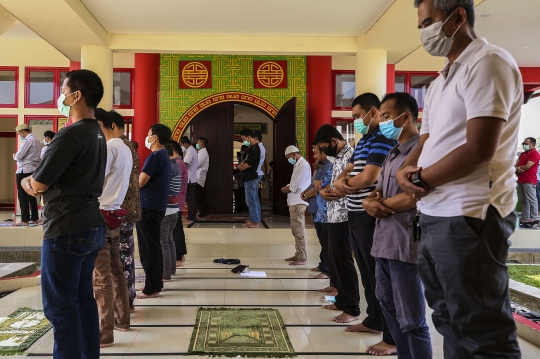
[323,141,338,157]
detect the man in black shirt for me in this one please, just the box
[21,69,106,359]
[237,130,262,228]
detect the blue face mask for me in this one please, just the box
[379,113,406,140]
[243,140,250,146]
[196,144,201,150]
[353,109,374,135]
[288,157,297,165]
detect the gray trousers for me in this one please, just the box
[517,182,538,221]
[160,212,179,280]
[418,206,520,358]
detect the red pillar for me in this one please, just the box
[306,56,332,164]
[69,61,81,71]
[386,64,396,94]
[134,53,160,160]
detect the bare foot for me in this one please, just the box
[310,267,320,272]
[317,286,336,293]
[136,292,160,299]
[322,303,340,311]
[366,341,397,356]
[285,256,298,262]
[345,323,382,333]
[289,260,307,265]
[333,312,360,323]
[315,273,329,279]
[176,260,183,268]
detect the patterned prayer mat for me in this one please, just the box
[188,308,296,358]
[0,307,52,355]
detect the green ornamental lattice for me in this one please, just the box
[159,54,307,156]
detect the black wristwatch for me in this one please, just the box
[412,171,429,190]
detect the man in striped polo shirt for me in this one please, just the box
[334,93,396,355]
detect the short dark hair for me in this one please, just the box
[180,136,191,145]
[198,137,208,147]
[381,92,419,123]
[65,69,104,109]
[43,130,55,139]
[253,131,262,142]
[414,0,475,27]
[351,93,381,112]
[167,140,183,158]
[314,124,344,144]
[108,110,125,130]
[240,128,253,138]
[526,137,537,146]
[150,124,172,145]
[94,108,112,128]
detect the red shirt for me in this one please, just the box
[517,149,540,184]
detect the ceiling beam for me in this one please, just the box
[0,0,109,61]
[0,5,18,36]
[110,34,359,55]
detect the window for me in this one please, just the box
[332,118,356,148]
[113,69,133,108]
[123,116,133,140]
[394,72,438,110]
[0,67,18,107]
[24,115,68,133]
[333,71,356,110]
[25,67,69,108]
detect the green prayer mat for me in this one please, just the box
[0,307,52,356]
[188,308,297,358]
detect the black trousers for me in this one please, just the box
[186,183,197,220]
[16,172,38,222]
[135,208,165,295]
[314,222,330,277]
[418,206,521,358]
[173,214,187,259]
[349,211,394,345]
[195,184,207,217]
[326,221,354,313]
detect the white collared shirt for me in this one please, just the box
[287,156,312,206]
[183,145,199,183]
[196,147,209,187]
[417,37,523,220]
[13,134,42,174]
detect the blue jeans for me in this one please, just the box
[244,176,262,223]
[376,258,432,359]
[41,224,106,359]
[537,181,540,212]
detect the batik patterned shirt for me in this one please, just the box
[326,143,354,223]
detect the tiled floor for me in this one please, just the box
[0,255,538,358]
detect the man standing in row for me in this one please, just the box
[41,130,55,160]
[398,1,523,356]
[13,124,41,226]
[516,137,539,227]
[196,137,209,218]
[181,136,198,222]
[333,93,396,355]
[93,109,132,348]
[363,93,432,358]
[137,124,172,299]
[283,145,311,265]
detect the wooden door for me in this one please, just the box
[273,98,297,216]
[189,102,234,214]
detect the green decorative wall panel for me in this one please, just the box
[159,54,307,155]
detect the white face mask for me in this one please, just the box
[420,11,461,57]
[43,139,48,145]
[145,136,156,150]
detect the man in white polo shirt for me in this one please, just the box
[398,1,523,357]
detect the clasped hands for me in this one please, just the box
[21,176,40,197]
[396,165,431,200]
[333,175,357,195]
[362,192,394,219]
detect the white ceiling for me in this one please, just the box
[0,22,41,39]
[80,0,395,36]
[474,0,540,66]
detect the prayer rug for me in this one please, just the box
[0,307,52,355]
[188,308,296,358]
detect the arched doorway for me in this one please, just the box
[172,94,297,216]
